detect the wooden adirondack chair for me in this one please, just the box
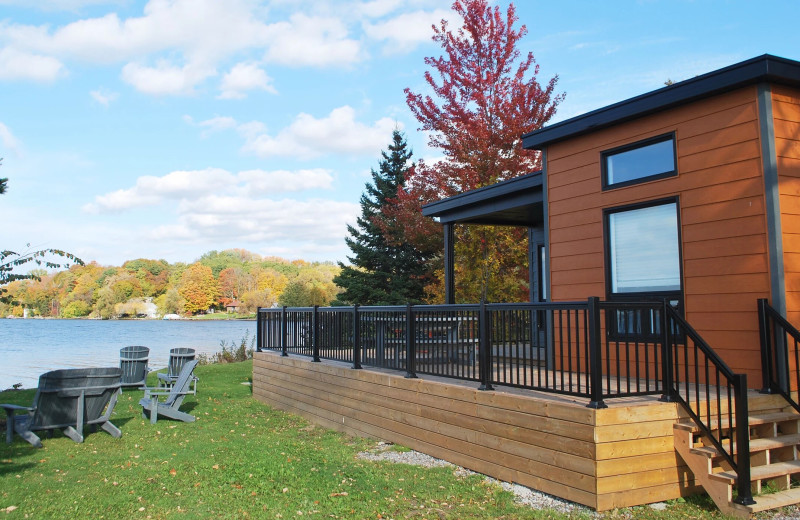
[139,360,198,424]
[157,348,198,394]
[1,367,123,448]
[119,346,150,387]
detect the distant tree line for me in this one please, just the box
[0,249,340,319]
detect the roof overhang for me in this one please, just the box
[523,54,800,150]
[421,172,544,227]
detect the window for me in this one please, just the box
[607,201,680,295]
[605,200,682,340]
[602,134,676,189]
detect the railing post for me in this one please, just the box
[256,308,263,352]
[758,298,774,393]
[660,300,676,402]
[733,373,755,506]
[352,305,362,369]
[587,297,607,409]
[312,305,321,362]
[280,306,288,357]
[405,303,417,379]
[478,300,494,391]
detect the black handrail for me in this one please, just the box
[664,305,753,506]
[758,298,800,414]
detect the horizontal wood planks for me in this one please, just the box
[774,85,800,326]
[544,86,771,382]
[253,352,701,511]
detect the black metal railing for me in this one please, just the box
[665,304,753,506]
[759,298,800,414]
[258,298,684,406]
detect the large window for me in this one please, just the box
[605,199,682,340]
[606,200,681,295]
[602,134,676,189]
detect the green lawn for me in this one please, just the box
[0,361,748,519]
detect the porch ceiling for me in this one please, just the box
[421,171,544,227]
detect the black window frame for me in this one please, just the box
[601,133,677,190]
[603,197,683,341]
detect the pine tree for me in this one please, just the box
[334,131,431,305]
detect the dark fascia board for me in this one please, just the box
[421,171,543,219]
[522,54,800,150]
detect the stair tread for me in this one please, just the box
[674,411,800,433]
[735,487,800,513]
[711,460,800,484]
[691,433,800,458]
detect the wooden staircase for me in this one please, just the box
[674,393,800,517]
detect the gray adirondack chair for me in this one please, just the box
[139,359,198,424]
[1,367,123,448]
[157,347,198,394]
[119,346,150,387]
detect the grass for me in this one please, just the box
[0,361,759,519]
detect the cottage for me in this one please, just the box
[254,55,800,515]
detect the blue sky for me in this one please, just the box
[1,0,797,268]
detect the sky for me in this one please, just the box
[1,0,798,270]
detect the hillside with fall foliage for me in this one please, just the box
[0,249,340,319]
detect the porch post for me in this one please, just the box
[587,297,607,409]
[528,228,535,303]
[256,308,263,352]
[312,305,320,362]
[405,303,417,378]
[280,306,288,356]
[444,223,455,304]
[352,305,362,370]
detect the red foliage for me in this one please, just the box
[386,0,564,302]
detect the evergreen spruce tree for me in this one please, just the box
[334,130,431,305]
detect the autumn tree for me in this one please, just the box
[178,263,220,315]
[389,0,563,302]
[335,130,433,305]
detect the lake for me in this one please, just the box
[0,319,255,390]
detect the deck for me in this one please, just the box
[252,350,786,511]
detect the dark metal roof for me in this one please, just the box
[523,54,800,150]
[421,172,544,226]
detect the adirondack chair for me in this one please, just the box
[1,367,122,448]
[157,347,198,394]
[119,346,150,387]
[139,360,198,424]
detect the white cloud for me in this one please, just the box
[83,167,334,213]
[188,116,238,138]
[0,47,65,81]
[218,62,276,99]
[363,9,448,52]
[262,13,362,66]
[121,59,216,95]
[90,87,119,107]
[242,105,399,159]
[147,196,359,249]
[0,122,22,156]
[239,169,334,194]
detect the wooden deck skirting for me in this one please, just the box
[253,350,709,510]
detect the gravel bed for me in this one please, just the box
[357,442,595,516]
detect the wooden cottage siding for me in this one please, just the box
[773,85,800,326]
[253,351,699,510]
[545,87,770,380]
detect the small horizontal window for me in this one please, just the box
[603,135,676,189]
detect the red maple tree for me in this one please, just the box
[384,0,563,302]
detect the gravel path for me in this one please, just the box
[357,442,595,516]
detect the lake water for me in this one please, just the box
[0,319,255,390]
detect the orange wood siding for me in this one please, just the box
[545,86,769,382]
[773,85,800,326]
